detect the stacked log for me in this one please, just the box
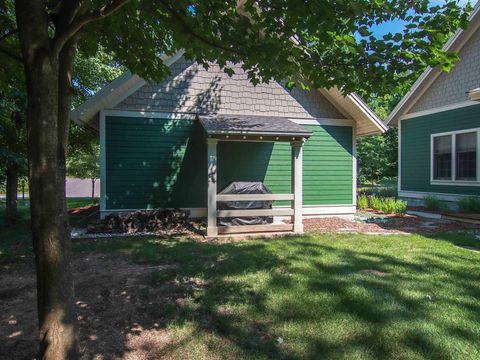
[87,209,200,235]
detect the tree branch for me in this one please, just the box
[0,46,22,62]
[53,0,129,54]
[0,29,18,42]
[159,0,246,57]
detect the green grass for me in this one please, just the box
[68,233,480,358]
[357,194,407,214]
[0,198,99,258]
[458,196,480,213]
[0,197,98,225]
[2,225,480,359]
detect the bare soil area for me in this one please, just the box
[0,253,200,360]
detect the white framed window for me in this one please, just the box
[431,128,480,186]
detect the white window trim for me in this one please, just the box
[430,127,480,186]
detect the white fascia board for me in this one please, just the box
[386,2,480,126]
[321,87,387,135]
[399,190,479,202]
[468,88,480,101]
[348,93,388,133]
[71,50,185,126]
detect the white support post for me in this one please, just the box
[99,110,107,219]
[207,138,218,237]
[291,141,304,234]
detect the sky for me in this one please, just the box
[368,0,471,37]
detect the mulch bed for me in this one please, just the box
[303,213,479,234]
[68,205,479,237]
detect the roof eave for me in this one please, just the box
[70,50,185,128]
[468,88,480,101]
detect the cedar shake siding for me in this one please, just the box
[115,58,345,119]
[410,28,480,113]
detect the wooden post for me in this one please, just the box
[291,141,304,234]
[207,138,218,237]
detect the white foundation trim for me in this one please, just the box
[400,101,479,121]
[398,190,479,202]
[302,205,356,215]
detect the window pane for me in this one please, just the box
[456,132,477,180]
[433,135,452,180]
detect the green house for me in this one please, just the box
[72,53,386,235]
[386,3,480,208]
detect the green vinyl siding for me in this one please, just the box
[217,125,353,205]
[304,125,353,204]
[105,116,207,209]
[401,103,480,195]
[104,116,353,209]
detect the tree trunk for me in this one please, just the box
[15,2,79,358]
[5,164,18,218]
[91,178,96,200]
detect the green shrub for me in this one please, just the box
[357,194,369,209]
[358,195,407,214]
[458,196,480,213]
[423,195,445,212]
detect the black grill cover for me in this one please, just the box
[218,182,274,226]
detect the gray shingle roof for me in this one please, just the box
[199,114,312,138]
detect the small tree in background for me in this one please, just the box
[67,143,99,200]
[357,128,398,184]
[0,92,27,221]
[357,93,402,184]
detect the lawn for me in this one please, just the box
[1,226,479,359]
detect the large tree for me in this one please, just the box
[1,0,470,358]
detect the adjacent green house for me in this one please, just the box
[386,2,480,208]
[72,52,386,235]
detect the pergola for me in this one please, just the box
[199,115,312,237]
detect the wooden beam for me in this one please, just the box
[217,208,294,217]
[207,139,218,237]
[217,193,294,202]
[217,224,293,234]
[291,141,304,233]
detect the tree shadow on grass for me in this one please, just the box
[2,233,480,359]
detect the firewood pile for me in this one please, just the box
[87,209,204,236]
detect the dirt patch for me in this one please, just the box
[360,269,389,277]
[303,213,479,234]
[0,253,199,359]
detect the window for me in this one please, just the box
[433,135,452,180]
[456,132,477,180]
[431,129,479,184]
